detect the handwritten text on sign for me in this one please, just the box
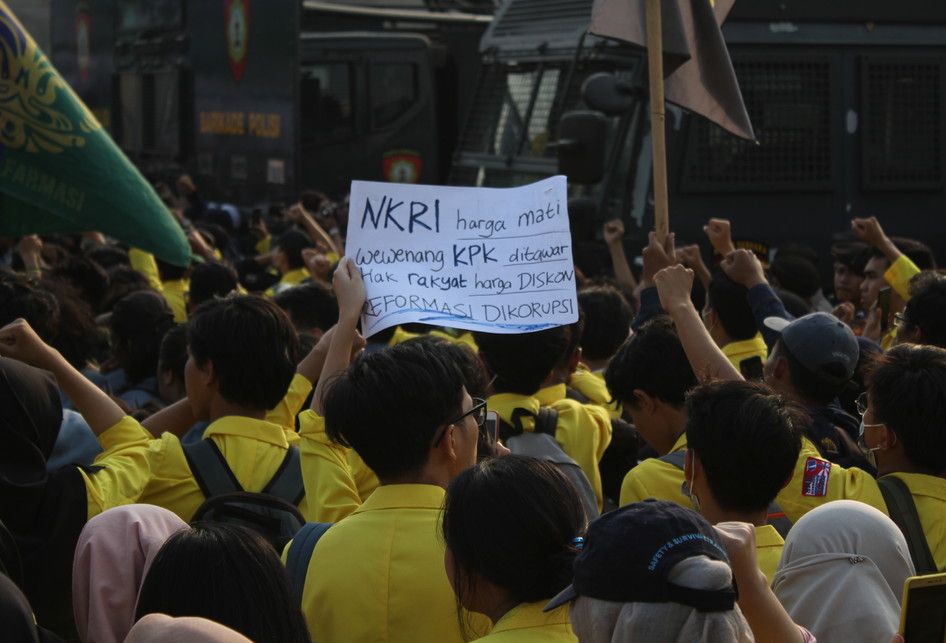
[346,176,577,337]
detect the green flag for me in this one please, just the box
[0,2,190,266]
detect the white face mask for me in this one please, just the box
[857,419,884,469]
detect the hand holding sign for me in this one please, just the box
[345,176,577,337]
[333,257,367,325]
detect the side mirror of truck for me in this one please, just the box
[551,110,608,184]
[581,72,643,116]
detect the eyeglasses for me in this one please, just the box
[856,391,869,416]
[893,312,911,332]
[432,398,487,447]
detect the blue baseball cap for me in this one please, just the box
[764,312,859,384]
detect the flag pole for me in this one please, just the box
[645,0,669,243]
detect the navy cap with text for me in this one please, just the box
[544,500,735,613]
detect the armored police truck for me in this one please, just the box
[50,0,492,203]
[449,0,946,260]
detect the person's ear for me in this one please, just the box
[195,357,217,390]
[773,356,789,381]
[434,424,459,462]
[878,424,898,450]
[632,389,657,414]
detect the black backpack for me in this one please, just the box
[878,476,939,575]
[565,386,640,509]
[499,407,600,521]
[184,439,306,551]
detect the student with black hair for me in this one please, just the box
[157,324,188,406]
[894,271,946,349]
[100,266,153,312]
[475,326,612,509]
[0,293,313,523]
[50,255,109,312]
[830,241,868,308]
[605,316,697,508]
[268,229,314,296]
[107,291,176,412]
[108,291,176,412]
[720,250,874,471]
[292,258,488,642]
[649,263,912,535]
[704,269,767,378]
[273,282,339,339]
[851,216,936,347]
[136,523,311,643]
[187,261,238,313]
[684,380,804,582]
[572,285,632,418]
[443,456,585,641]
[861,344,946,571]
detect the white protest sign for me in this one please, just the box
[346,175,577,337]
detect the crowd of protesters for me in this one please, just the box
[0,172,943,643]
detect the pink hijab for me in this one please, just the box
[72,505,187,643]
[124,614,252,642]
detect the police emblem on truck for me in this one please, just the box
[225,0,249,81]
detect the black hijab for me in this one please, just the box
[0,357,89,639]
[0,572,65,643]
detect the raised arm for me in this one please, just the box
[288,203,341,258]
[312,258,365,415]
[704,218,736,257]
[851,216,901,265]
[603,218,638,294]
[631,231,677,330]
[653,265,743,382]
[720,249,791,349]
[714,522,806,643]
[0,319,125,434]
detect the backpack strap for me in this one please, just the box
[183,439,243,498]
[534,407,559,437]
[565,386,590,404]
[286,522,333,605]
[262,445,305,506]
[878,476,938,574]
[658,450,687,469]
[659,450,792,536]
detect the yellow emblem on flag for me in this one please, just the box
[0,4,101,154]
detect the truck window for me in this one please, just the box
[370,63,418,129]
[301,63,354,140]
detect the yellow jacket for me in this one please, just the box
[620,433,690,508]
[490,385,612,510]
[620,435,887,525]
[569,366,622,419]
[161,279,189,323]
[885,254,922,302]
[478,603,576,642]
[298,484,487,642]
[94,414,311,522]
[297,410,376,523]
[721,334,768,374]
[755,524,785,585]
[128,248,163,292]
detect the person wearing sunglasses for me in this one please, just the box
[291,259,489,643]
